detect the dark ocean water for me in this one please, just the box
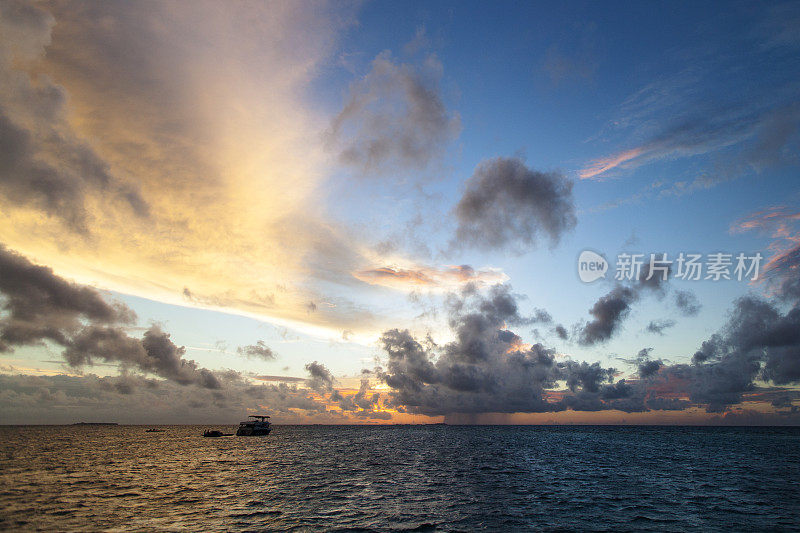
[1,425,799,531]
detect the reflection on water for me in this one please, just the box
[1,425,799,531]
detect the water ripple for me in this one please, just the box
[0,425,799,531]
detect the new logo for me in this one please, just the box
[578,250,608,283]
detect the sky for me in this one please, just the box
[1,0,800,425]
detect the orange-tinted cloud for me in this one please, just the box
[0,1,420,341]
[579,146,646,179]
[353,264,508,291]
[731,206,800,289]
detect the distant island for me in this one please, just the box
[72,422,118,426]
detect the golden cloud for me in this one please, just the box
[0,1,400,339]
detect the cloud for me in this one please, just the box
[0,244,133,350]
[579,147,645,180]
[64,325,221,389]
[766,244,800,301]
[733,206,800,301]
[580,87,800,182]
[571,286,800,413]
[0,0,403,339]
[576,267,691,345]
[305,361,335,392]
[4,248,799,420]
[577,285,639,346]
[253,375,305,383]
[236,341,277,361]
[630,348,663,378]
[675,293,800,411]
[0,245,397,421]
[453,157,577,252]
[731,206,800,236]
[377,284,800,418]
[645,319,676,335]
[327,50,460,174]
[331,375,382,414]
[0,244,223,389]
[0,372,342,424]
[375,286,649,416]
[0,1,148,231]
[353,264,508,291]
[674,290,701,316]
[580,13,800,186]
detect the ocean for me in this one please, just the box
[1,425,799,531]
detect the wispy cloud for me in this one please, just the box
[579,147,645,179]
[353,264,507,291]
[732,206,800,299]
[326,50,460,175]
[580,10,800,184]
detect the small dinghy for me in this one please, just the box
[203,430,233,437]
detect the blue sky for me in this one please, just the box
[1,0,799,423]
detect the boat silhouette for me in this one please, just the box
[236,415,271,436]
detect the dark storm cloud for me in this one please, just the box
[638,359,663,378]
[327,51,460,174]
[0,245,134,350]
[560,360,615,393]
[631,349,664,378]
[674,289,701,316]
[577,285,639,346]
[305,361,335,392]
[64,325,221,389]
[645,319,676,335]
[375,280,800,417]
[236,340,277,361]
[663,293,800,412]
[140,326,221,389]
[0,1,148,231]
[576,266,693,346]
[453,157,576,252]
[377,286,632,416]
[0,245,222,389]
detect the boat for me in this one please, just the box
[145,428,164,432]
[203,430,233,437]
[236,415,271,436]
